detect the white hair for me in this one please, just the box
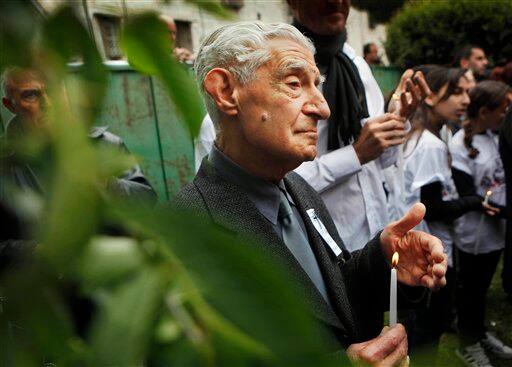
[194,21,315,129]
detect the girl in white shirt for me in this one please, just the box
[399,67,483,353]
[449,80,512,362]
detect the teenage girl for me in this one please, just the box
[397,67,483,352]
[449,80,512,364]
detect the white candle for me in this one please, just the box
[389,252,399,327]
[483,190,493,205]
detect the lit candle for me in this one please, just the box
[389,252,399,327]
[483,190,493,205]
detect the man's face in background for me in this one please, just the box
[2,77,48,126]
[365,43,379,64]
[288,0,351,35]
[463,48,488,76]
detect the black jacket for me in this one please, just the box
[173,158,395,347]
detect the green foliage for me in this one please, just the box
[385,0,512,68]
[0,1,341,366]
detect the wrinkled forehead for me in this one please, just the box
[265,38,320,79]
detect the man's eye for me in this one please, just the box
[286,80,301,89]
[21,90,42,101]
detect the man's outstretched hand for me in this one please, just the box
[380,203,448,291]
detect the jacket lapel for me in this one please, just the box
[284,174,358,341]
[193,161,345,331]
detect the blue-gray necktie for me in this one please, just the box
[278,191,330,304]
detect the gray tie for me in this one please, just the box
[278,191,330,304]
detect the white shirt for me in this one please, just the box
[194,43,395,252]
[394,130,458,266]
[294,43,396,252]
[449,129,506,254]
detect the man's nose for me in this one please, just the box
[41,92,50,110]
[304,88,330,120]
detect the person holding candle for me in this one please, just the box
[395,67,487,357]
[448,80,512,364]
[175,21,449,366]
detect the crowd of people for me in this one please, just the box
[2,0,512,366]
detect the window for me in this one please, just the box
[175,20,193,51]
[95,14,122,60]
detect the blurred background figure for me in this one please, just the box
[363,42,381,65]
[453,45,489,81]
[1,67,156,200]
[493,61,512,300]
[159,14,195,65]
[450,80,512,364]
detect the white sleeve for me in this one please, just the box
[294,145,362,193]
[449,138,472,175]
[194,115,216,172]
[409,145,449,192]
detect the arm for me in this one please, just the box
[420,181,481,223]
[294,145,362,193]
[108,163,157,202]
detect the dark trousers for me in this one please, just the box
[502,235,512,295]
[409,267,456,349]
[456,247,502,343]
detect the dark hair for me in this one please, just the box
[463,80,511,158]
[412,64,438,77]
[453,45,483,66]
[363,43,374,57]
[490,61,512,86]
[405,66,468,153]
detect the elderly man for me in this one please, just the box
[175,21,447,365]
[1,67,156,200]
[195,0,429,255]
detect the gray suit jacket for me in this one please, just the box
[173,159,393,347]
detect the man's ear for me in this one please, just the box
[460,59,470,70]
[2,97,15,114]
[203,68,238,116]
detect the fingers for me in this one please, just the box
[413,71,432,99]
[389,203,426,236]
[416,230,445,263]
[397,69,414,92]
[347,324,408,366]
[482,202,500,216]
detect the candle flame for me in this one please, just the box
[392,252,399,267]
[486,190,493,197]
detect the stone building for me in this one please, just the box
[36,0,388,63]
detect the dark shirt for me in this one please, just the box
[208,144,308,237]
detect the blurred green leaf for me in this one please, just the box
[43,6,107,124]
[0,0,44,72]
[1,267,80,365]
[79,236,145,288]
[121,13,203,137]
[89,266,167,365]
[185,0,234,20]
[109,203,336,365]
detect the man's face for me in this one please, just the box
[366,44,379,64]
[235,38,330,168]
[288,0,351,35]
[467,48,488,75]
[3,79,48,125]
